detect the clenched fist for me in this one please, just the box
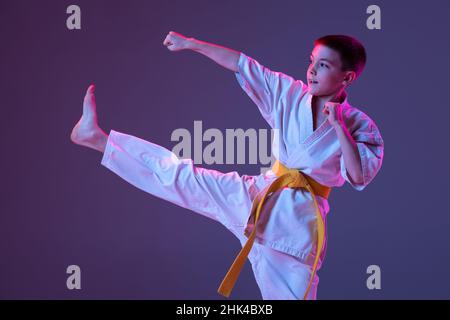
[323,102,344,127]
[163,31,192,51]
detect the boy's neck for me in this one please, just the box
[312,90,346,110]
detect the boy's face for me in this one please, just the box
[306,44,353,98]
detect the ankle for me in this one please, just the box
[93,130,108,153]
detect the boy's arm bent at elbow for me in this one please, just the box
[163,31,240,72]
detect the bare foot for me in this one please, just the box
[70,84,108,153]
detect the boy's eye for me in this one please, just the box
[309,59,329,68]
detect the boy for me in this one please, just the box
[71,31,384,300]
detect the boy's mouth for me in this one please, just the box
[308,79,318,84]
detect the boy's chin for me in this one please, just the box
[308,86,334,97]
[307,86,321,95]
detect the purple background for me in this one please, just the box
[1,0,449,299]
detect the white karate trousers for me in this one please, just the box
[100,130,319,300]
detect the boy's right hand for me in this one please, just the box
[163,31,192,51]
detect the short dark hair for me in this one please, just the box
[314,35,367,79]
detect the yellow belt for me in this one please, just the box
[217,160,332,300]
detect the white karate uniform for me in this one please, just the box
[100,52,384,300]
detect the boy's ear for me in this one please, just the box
[342,71,356,85]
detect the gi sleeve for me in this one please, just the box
[235,52,301,128]
[340,111,384,191]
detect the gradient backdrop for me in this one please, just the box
[1,0,449,299]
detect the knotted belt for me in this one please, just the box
[217,160,332,300]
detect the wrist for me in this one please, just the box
[185,37,198,50]
[332,120,345,130]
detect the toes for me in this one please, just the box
[84,85,96,105]
[85,85,95,99]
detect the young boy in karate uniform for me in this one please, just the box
[71,31,384,300]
